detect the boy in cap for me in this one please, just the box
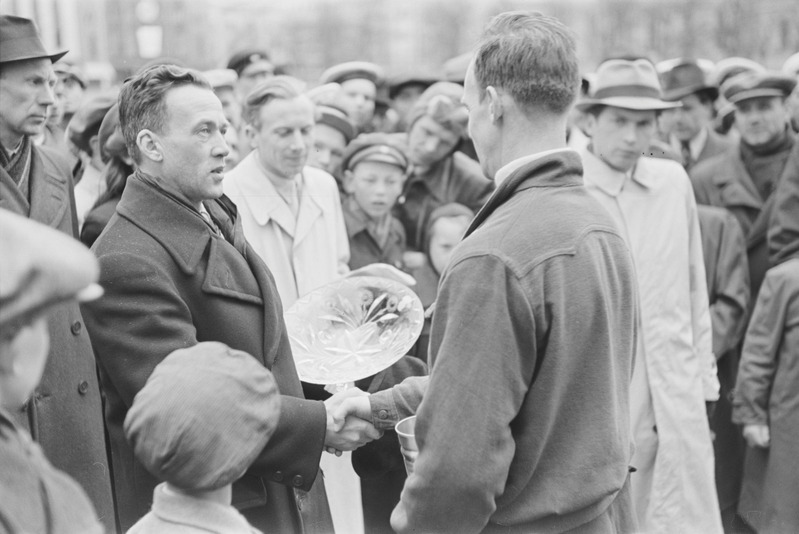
[341,132,410,270]
[320,61,383,134]
[577,57,723,533]
[0,209,104,534]
[125,342,282,533]
[308,102,356,190]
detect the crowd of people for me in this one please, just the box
[1,9,798,534]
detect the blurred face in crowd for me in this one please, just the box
[392,83,427,128]
[661,93,713,142]
[0,58,56,148]
[428,215,469,275]
[215,86,242,127]
[345,160,406,220]
[734,96,789,146]
[340,78,376,130]
[250,95,315,180]
[237,59,275,100]
[309,123,347,176]
[407,115,460,169]
[788,85,799,129]
[0,316,49,410]
[584,106,657,172]
[145,85,229,208]
[56,74,85,116]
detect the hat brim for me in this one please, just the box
[728,88,790,104]
[662,84,719,102]
[1,48,69,64]
[576,96,681,111]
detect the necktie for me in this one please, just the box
[680,140,692,169]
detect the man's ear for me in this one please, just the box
[88,135,101,160]
[136,130,162,162]
[486,86,504,123]
[343,169,355,194]
[581,112,597,139]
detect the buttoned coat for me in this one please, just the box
[0,144,115,529]
[733,259,799,533]
[681,128,734,172]
[81,174,330,533]
[697,205,750,510]
[224,154,349,309]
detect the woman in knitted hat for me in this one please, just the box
[394,82,493,259]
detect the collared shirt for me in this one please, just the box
[74,162,107,230]
[493,148,576,187]
[670,126,708,162]
[127,483,261,533]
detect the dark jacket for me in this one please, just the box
[81,174,331,533]
[697,205,750,509]
[394,152,493,251]
[343,196,406,270]
[0,144,115,529]
[733,259,799,533]
[79,196,120,248]
[684,128,735,172]
[768,141,799,265]
[391,151,638,533]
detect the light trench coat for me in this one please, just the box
[581,148,723,534]
[224,152,350,308]
[224,152,361,534]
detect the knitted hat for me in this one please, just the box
[124,342,281,491]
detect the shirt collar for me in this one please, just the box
[494,148,575,188]
[581,146,655,197]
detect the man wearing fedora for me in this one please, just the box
[577,58,723,533]
[660,59,733,171]
[691,71,797,299]
[0,14,114,529]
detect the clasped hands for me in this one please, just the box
[323,387,378,456]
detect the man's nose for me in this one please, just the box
[39,83,56,107]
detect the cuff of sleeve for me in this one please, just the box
[370,389,400,430]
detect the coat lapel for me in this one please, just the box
[713,156,763,211]
[0,165,29,215]
[28,148,70,231]
[294,178,323,245]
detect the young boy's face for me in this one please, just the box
[346,160,406,220]
[429,216,469,274]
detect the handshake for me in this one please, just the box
[322,387,379,456]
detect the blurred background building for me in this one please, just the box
[3,0,797,86]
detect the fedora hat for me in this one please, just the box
[660,60,718,102]
[0,15,67,64]
[576,59,680,111]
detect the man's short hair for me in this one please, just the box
[242,75,306,129]
[473,11,580,115]
[118,64,211,163]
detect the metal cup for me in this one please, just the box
[395,415,418,475]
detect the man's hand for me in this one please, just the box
[324,388,382,455]
[742,424,770,448]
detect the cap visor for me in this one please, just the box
[576,96,681,111]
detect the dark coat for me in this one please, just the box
[0,144,115,529]
[768,141,799,265]
[733,259,799,533]
[697,205,750,509]
[691,143,792,299]
[687,128,735,172]
[79,196,120,248]
[343,196,407,271]
[81,174,331,533]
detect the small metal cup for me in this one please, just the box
[395,415,418,475]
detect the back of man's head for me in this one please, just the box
[119,64,211,164]
[473,11,579,116]
[242,75,306,129]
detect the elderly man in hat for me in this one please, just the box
[0,14,114,528]
[336,11,640,533]
[659,59,733,171]
[577,57,723,533]
[0,209,105,534]
[320,61,383,134]
[691,71,796,298]
[81,64,380,532]
[394,81,493,256]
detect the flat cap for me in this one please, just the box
[320,61,383,86]
[388,72,439,99]
[722,71,797,104]
[342,132,410,172]
[54,62,86,88]
[0,209,100,330]
[316,104,356,144]
[67,91,118,154]
[227,49,271,77]
[124,342,281,491]
[97,103,127,164]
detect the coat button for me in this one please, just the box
[292,475,303,487]
[70,321,82,335]
[378,410,389,420]
[78,381,90,395]
[273,471,283,482]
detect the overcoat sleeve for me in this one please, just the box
[390,255,534,533]
[732,269,788,426]
[768,142,799,265]
[709,211,751,356]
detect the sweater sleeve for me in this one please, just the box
[390,254,534,534]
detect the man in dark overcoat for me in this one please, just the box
[0,15,114,529]
[81,64,380,532]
